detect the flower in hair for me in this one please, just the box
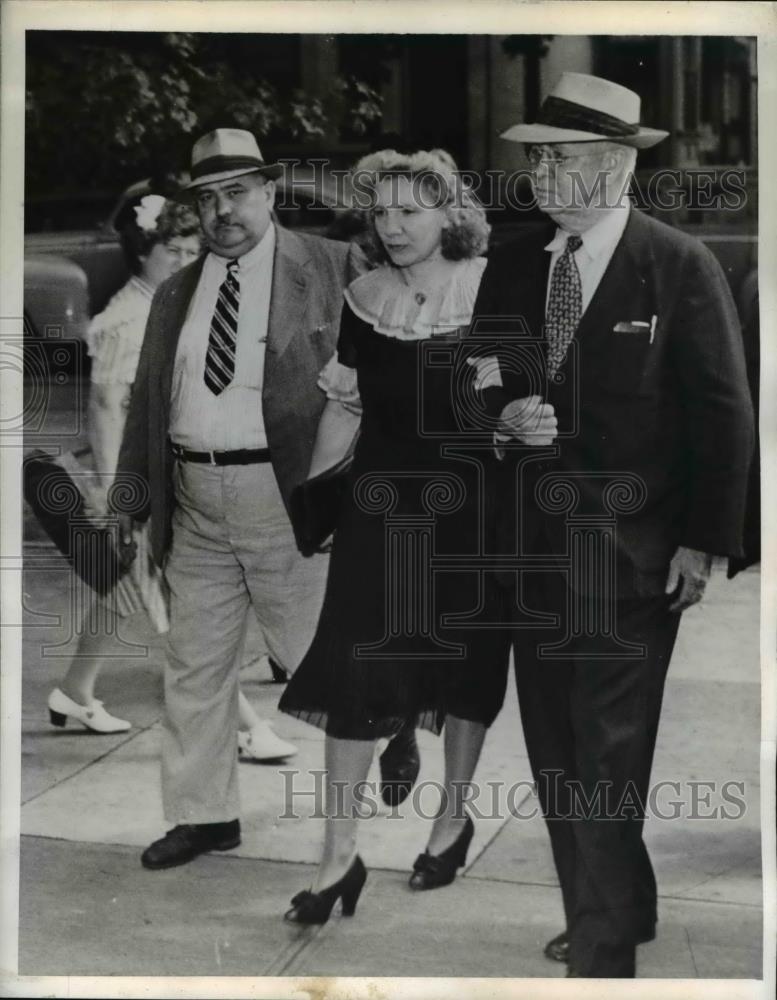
[134,194,166,233]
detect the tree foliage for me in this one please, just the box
[25,32,383,196]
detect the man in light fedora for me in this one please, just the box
[116,128,363,869]
[473,74,753,976]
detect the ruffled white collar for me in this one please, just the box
[344,257,487,340]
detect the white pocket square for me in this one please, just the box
[613,320,649,332]
[613,315,658,342]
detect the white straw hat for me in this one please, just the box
[501,73,668,149]
[182,128,282,194]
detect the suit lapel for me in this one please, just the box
[472,219,552,386]
[266,227,310,368]
[159,255,206,408]
[522,225,554,341]
[493,222,553,341]
[573,210,650,349]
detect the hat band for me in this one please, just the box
[191,154,267,180]
[537,96,640,138]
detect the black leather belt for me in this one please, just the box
[170,442,271,465]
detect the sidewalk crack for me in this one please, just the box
[685,925,700,977]
[21,720,161,808]
[462,787,534,874]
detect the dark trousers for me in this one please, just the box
[512,569,681,977]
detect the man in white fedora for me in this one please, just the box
[116,128,363,869]
[473,74,753,976]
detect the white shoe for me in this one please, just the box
[238,722,297,761]
[47,687,132,734]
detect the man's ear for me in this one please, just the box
[602,150,620,171]
[263,178,277,206]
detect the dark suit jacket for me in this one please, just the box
[116,226,361,567]
[474,209,754,597]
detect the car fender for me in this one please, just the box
[24,253,90,342]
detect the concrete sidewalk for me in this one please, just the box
[18,545,763,980]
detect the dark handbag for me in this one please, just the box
[290,444,357,558]
[23,449,128,596]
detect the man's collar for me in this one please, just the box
[545,203,631,258]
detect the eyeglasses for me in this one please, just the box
[526,146,605,168]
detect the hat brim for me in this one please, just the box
[500,122,669,150]
[175,163,284,202]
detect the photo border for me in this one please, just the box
[2,3,775,998]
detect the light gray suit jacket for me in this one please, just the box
[116,226,361,566]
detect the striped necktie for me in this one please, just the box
[204,258,239,395]
[545,234,583,379]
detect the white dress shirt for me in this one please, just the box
[169,224,276,450]
[544,203,631,313]
[472,204,631,395]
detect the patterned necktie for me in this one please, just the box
[545,234,583,379]
[204,259,239,395]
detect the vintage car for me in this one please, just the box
[24,181,150,372]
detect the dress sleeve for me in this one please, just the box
[87,289,146,387]
[336,299,360,369]
[466,355,503,391]
[317,356,362,416]
[316,300,362,414]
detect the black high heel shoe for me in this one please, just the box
[284,855,367,924]
[379,723,420,807]
[409,813,474,890]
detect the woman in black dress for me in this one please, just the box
[279,149,511,922]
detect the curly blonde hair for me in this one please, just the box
[351,148,490,264]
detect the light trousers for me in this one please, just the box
[162,460,328,823]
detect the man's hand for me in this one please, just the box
[499,396,557,446]
[117,513,137,569]
[665,546,713,612]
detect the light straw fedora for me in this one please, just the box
[181,128,282,195]
[501,73,668,149]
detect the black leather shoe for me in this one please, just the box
[141,820,241,870]
[545,924,656,964]
[379,724,420,806]
[544,931,570,963]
